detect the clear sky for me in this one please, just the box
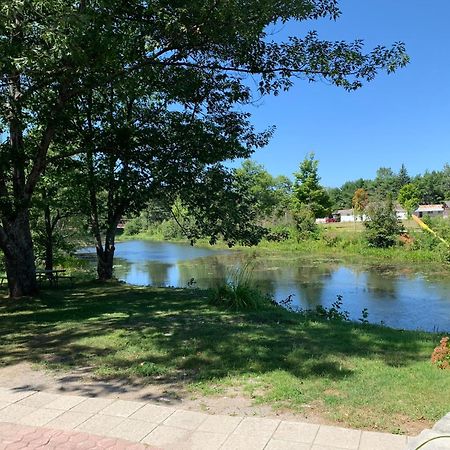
[245,0,450,187]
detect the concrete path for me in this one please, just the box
[0,387,411,449]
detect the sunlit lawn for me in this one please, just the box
[0,282,447,433]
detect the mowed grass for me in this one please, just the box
[0,282,448,433]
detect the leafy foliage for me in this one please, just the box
[364,197,404,248]
[292,204,318,241]
[352,188,369,219]
[398,183,421,216]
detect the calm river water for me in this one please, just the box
[83,240,450,332]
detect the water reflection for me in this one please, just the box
[81,240,450,332]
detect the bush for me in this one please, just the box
[431,337,450,369]
[266,226,291,242]
[123,216,146,235]
[364,198,404,248]
[159,219,184,240]
[292,205,318,241]
[209,263,271,310]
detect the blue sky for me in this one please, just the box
[244,1,450,187]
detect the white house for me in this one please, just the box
[333,204,407,223]
[414,204,449,219]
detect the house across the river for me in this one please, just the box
[413,203,450,219]
[332,204,407,223]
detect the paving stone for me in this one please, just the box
[311,446,354,450]
[0,423,154,450]
[75,414,125,434]
[16,408,63,427]
[265,439,311,450]
[175,430,227,450]
[197,414,242,434]
[44,395,87,411]
[45,411,94,430]
[0,404,37,422]
[70,397,115,414]
[233,416,280,439]
[359,430,407,450]
[220,433,270,450]
[104,418,157,442]
[0,388,36,404]
[313,425,361,449]
[408,429,450,450]
[0,402,10,411]
[163,410,207,430]
[141,424,191,448]
[273,420,319,443]
[129,403,175,423]
[15,392,61,408]
[434,414,450,433]
[98,399,145,418]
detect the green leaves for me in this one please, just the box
[293,153,331,219]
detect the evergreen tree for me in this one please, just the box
[293,153,331,219]
[397,164,411,190]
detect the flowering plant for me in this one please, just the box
[431,337,450,369]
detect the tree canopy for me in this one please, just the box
[0,1,409,296]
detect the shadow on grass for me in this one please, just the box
[0,281,436,391]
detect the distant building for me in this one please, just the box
[414,204,450,219]
[333,209,366,223]
[332,205,407,223]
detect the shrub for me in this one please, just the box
[266,226,291,242]
[431,336,450,369]
[364,197,404,248]
[124,216,146,235]
[322,232,341,247]
[292,205,318,241]
[312,295,350,322]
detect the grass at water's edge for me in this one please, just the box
[0,281,448,434]
[117,230,442,265]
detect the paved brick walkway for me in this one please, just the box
[0,422,152,449]
[0,387,411,449]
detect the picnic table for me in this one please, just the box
[0,269,74,288]
[36,269,73,286]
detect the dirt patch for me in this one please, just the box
[0,363,326,423]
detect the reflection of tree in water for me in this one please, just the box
[112,257,132,279]
[293,262,334,307]
[178,256,231,289]
[145,261,172,286]
[365,265,398,299]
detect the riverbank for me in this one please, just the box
[117,228,444,265]
[1,282,448,435]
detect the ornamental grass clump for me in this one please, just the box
[431,336,450,369]
[210,262,270,311]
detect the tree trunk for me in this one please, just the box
[44,204,54,272]
[96,241,115,280]
[2,210,38,297]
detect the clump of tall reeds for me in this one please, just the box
[209,261,270,311]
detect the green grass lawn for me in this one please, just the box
[0,282,448,433]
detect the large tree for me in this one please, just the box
[0,1,408,297]
[235,160,292,222]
